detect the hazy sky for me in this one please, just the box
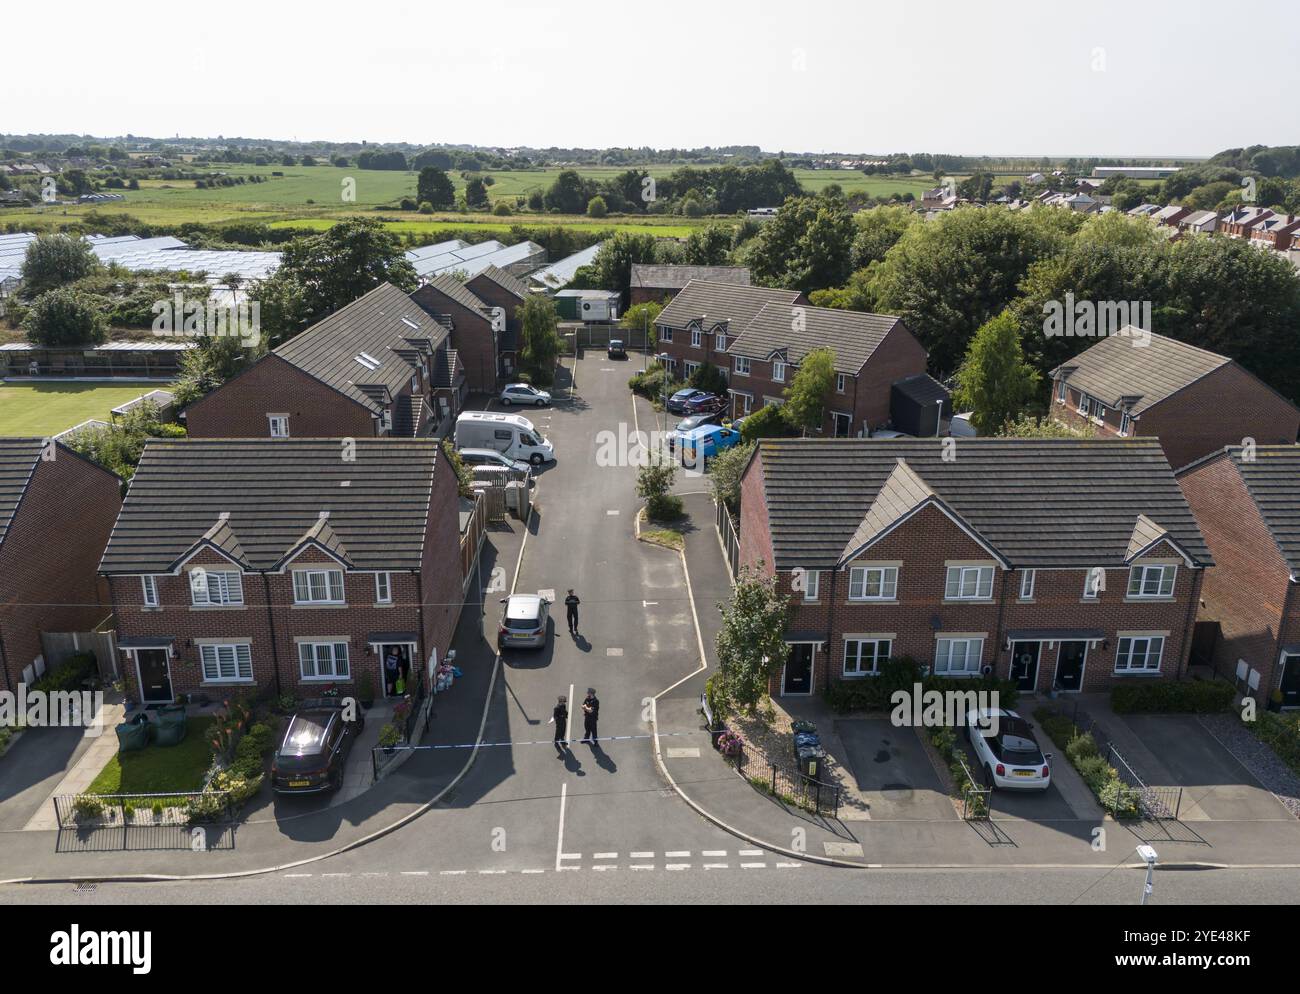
[4,0,1296,157]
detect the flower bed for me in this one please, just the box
[1035,708,1141,818]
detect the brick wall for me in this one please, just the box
[419,445,468,672]
[465,276,521,329]
[630,287,676,308]
[848,325,930,433]
[412,285,497,393]
[0,450,121,690]
[1178,453,1291,695]
[185,354,379,439]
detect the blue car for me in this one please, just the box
[673,424,742,465]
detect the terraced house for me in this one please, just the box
[1049,331,1299,471]
[412,273,506,391]
[1177,446,1300,709]
[101,439,465,706]
[738,438,1211,698]
[185,283,465,439]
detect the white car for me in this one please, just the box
[499,383,551,407]
[965,707,1052,791]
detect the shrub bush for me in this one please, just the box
[31,652,97,694]
[822,656,1019,714]
[1065,730,1098,764]
[1247,710,1300,774]
[1111,680,1234,714]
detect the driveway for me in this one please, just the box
[833,718,957,820]
[0,727,94,831]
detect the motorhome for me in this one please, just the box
[455,411,555,465]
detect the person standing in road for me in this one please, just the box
[565,589,580,636]
[549,695,568,753]
[581,688,599,745]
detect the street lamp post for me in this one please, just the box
[1136,845,1158,905]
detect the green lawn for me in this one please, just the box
[88,717,215,795]
[0,381,173,436]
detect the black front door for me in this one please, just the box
[1010,642,1041,692]
[1281,654,1300,708]
[137,649,172,704]
[1055,641,1087,692]
[783,644,813,695]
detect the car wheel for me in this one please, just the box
[530,453,544,466]
[501,397,511,406]
[536,399,545,407]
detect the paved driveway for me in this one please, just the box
[0,726,93,831]
[833,719,956,820]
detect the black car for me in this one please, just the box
[667,410,726,449]
[607,338,627,359]
[271,706,364,794]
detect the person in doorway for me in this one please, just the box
[565,589,580,636]
[398,649,411,694]
[383,649,400,696]
[581,688,599,745]
[549,695,568,754]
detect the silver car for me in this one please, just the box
[499,383,551,407]
[497,593,551,650]
[456,447,534,486]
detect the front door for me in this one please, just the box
[1281,654,1300,709]
[831,412,852,438]
[381,645,412,698]
[1055,641,1087,692]
[1010,641,1041,693]
[137,649,172,704]
[782,643,814,696]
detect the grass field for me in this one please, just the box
[87,717,215,795]
[0,381,171,436]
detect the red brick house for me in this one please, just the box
[1248,214,1300,251]
[1049,331,1299,471]
[466,264,531,379]
[737,437,1210,698]
[629,264,751,307]
[185,283,464,440]
[412,274,503,392]
[0,439,122,692]
[1177,445,1300,708]
[100,438,466,706]
[1217,206,1275,239]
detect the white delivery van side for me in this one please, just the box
[455,411,555,465]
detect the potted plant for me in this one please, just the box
[358,673,374,710]
[1269,688,1285,713]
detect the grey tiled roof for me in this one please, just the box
[1223,446,1300,571]
[432,348,461,389]
[100,438,443,574]
[754,437,1210,571]
[892,372,950,406]
[0,439,45,549]
[1050,331,1230,415]
[423,273,493,316]
[630,264,751,290]
[728,303,905,374]
[656,280,801,334]
[272,283,444,415]
[470,264,530,300]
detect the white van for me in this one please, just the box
[455,411,554,466]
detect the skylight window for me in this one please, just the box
[401,317,420,330]
[354,353,380,371]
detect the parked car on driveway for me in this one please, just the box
[673,423,742,465]
[497,593,552,650]
[456,447,534,485]
[965,707,1051,791]
[608,338,626,359]
[271,705,364,794]
[667,388,724,415]
[499,383,551,407]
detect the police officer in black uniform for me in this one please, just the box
[550,695,568,753]
[581,688,599,745]
[565,589,580,635]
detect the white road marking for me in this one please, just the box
[559,853,581,861]
[776,862,802,869]
[593,852,618,860]
[401,871,429,876]
[702,850,727,857]
[740,863,767,869]
[665,850,691,858]
[738,849,764,856]
[665,864,691,871]
[631,852,655,859]
[554,779,570,873]
[521,869,546,874]
[607,647,623,656]
[284,873,312,878]
[592,865,617,872]
[566,683,574,741]
[606,509,620,516]
[440,870,467,876]
[666,747,700,758]
[479,870,507,875]
[630,864,655,871]
[703,863,729,870]
[643,600,658,607]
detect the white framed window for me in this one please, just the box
[772,361,786,383]
[715,333,726,350]
[1127,564,1176,598]
[848,565,898,601]
[411,375,419,392]
[945,565,993,600]
[1056,379,1066,403]
[1091,398,1107,421]
[1119,410,1132,436]
[1114,635,1165,673]
[800,569,820,602]
[141,575,159,608]
[733,356,750,375]
[298,641,351,681]
[935,637,984,676]
[691,329,702,348]
[659,326,673,343]
[200,643,253,683]
[844,638,892,677]
[381,409,392,431]
[684,361,700,377]
[293,568,345,605]
[836,373,847,393]
[375,572,392,604]
[1019,569,1035,600]
[268,414,289,438]
[190,569,243,606]
[1076,392,1090,416]
[1083,567,1105,599]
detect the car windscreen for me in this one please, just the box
[521,434,539,446]
[280,715,329,757]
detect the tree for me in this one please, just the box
[682,225,732,265]
[739,402,797,442]
[544,170,593,214]
[586,195,608,218]
[689,361,729,397]
[621,300,663,349]
[255,219,417,342]
[708,439,756,517]
[518,294,562,385]
[63,401,185,482]
[715,564,790,712]
[416,167,455,209]
[781,348,836,434]
[20,234,101,299]
[23,288,108,345]
[850,204,921,268]
[636,453,680,521]
[465,176,490,209]
[746,195,856,293]
[171,335,257,410]
[951,311,1040,435]
[588,231,659,305]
